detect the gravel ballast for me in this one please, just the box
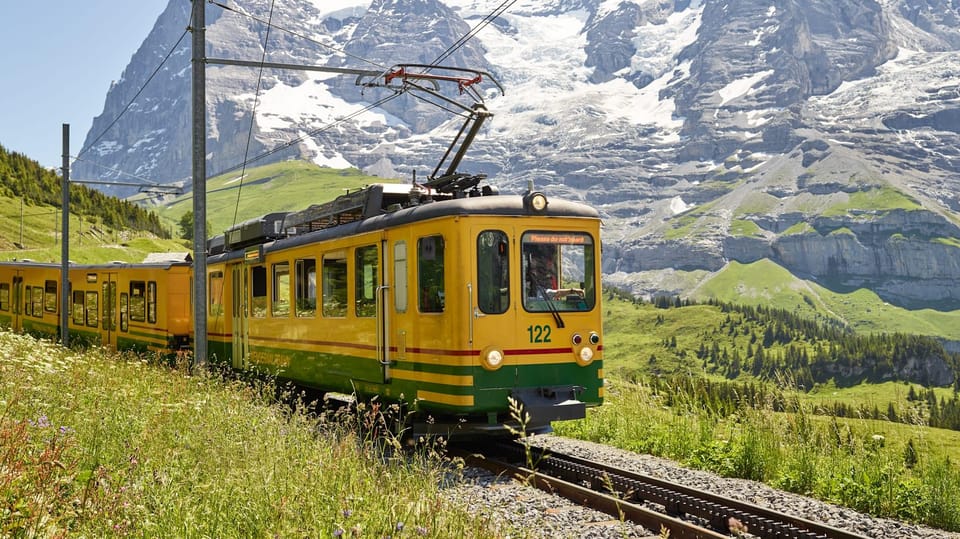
[444,434,960,539]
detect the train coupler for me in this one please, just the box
[511,385,586,424]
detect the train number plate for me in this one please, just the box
[527,324,552,343]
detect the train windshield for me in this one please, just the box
[521,231,596,313]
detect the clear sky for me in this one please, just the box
[0,1,170,169]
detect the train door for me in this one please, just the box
[354,241,390,384]
[471,227,517,374]
[229,263,249,369]
[10,272,23,332]
[101,273,118,347]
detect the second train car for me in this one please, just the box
[0,260,191,353]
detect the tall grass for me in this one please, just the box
[555,377,960,532]
[0,330,502,538]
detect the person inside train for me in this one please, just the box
[525,244,584,302]
[525,244,556,298]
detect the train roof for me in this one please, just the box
[0,260,191,270]
[208,183,599,262]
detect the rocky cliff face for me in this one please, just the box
[74,0,960,309]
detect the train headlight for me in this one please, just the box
[482,347,505,371]
[589,332,600,345]
[577,346,595,366]
[523,191,548,214]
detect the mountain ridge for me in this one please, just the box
[72,0,960,310]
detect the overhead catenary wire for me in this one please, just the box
[206,0,400,178]
[211,0,517,183]
[72,0,516,191]
[429,0,519,68]
[208,0,389,70]
[70,154,172,186]
[76,26,191,163]
[231,0,277,228]
[213,92,401,178]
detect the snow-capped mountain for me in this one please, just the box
[74,0,960,308]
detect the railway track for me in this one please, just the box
[449,440,870,539]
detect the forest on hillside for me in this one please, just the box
[0,144,169,238]
[609,292,960,430]
[638,294,960,390]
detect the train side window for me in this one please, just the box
[31,286,43,318]
[272,262,291,317]
[72,291,84,325]
[251,265,267,318]
[418,235,445,313]
[44,280,57,313]
[355,245,377,318]
[147,282,157,324]
[393,242,407,313]
[22,286,31,316]
[130,281,146,322]
[322,254,347,318]
[477,231,510,314]
[295,258,316,318]
[209,271,224,316]
[85,291,99,328]
[31,287,40,317]
[0,283,8,311]
[120,293,129,332]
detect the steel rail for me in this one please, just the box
[452,441,871,539]
[451,445,728,539]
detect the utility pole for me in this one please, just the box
[61,124,70,347]
[191,0,208,366]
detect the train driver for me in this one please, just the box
[525,245,584,301]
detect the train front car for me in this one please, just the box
[202,184,602,439]
[396,189,604,438]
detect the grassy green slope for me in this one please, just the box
[690,259,960,341]
[0,196,189,263]
[138,161,395,236]
[2,161,387,263]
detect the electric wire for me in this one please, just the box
[206,0,399,178]
[3,210,60,219]
[70,154,175,187]
[76,27,190,162]
[407,90,472,120]
[72,0,514,191]
[208,0,388,70]
[210,0,517,190]
[429,0,518,68]
[213,92,400,178]
[231,0,277,228]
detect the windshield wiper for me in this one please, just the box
[536,283,565,329]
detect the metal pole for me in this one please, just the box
[191,0,208,366]
[61,124,70,347]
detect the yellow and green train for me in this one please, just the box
[0,183,603,436]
